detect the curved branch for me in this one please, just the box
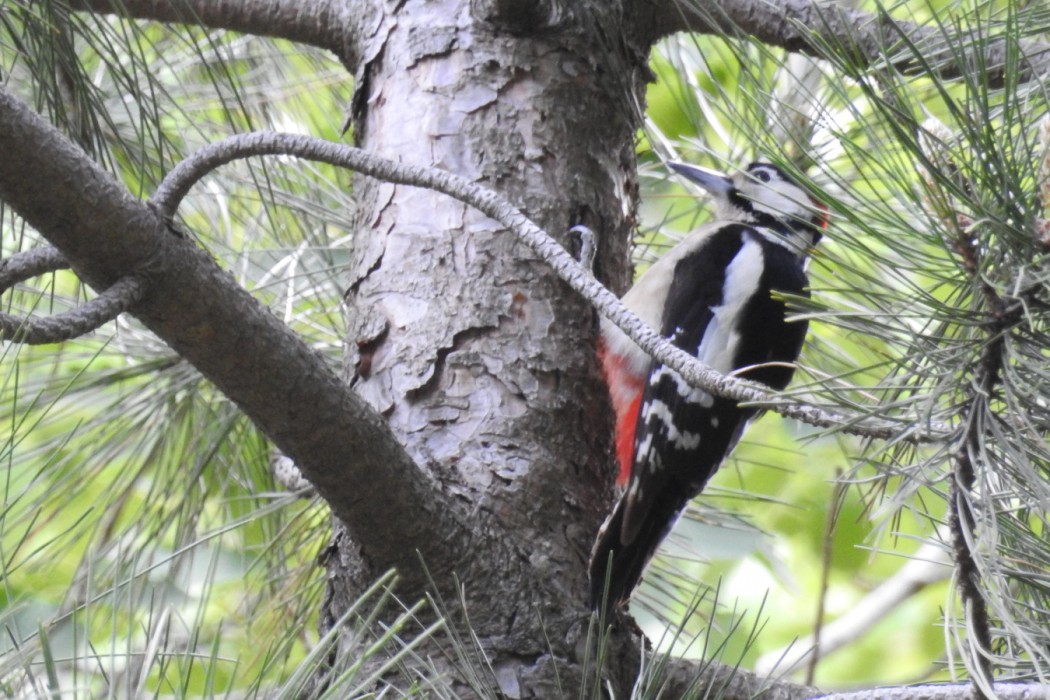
[1,246,144,345]
[67,0,352,56]
[155,131,950,444]
[0,247,70,292]
[1,274,146,345]
[648,656,1048,700]
[634,0,1050,89]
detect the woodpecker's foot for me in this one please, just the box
[568,224,596,273]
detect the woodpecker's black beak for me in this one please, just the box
[668,162,734,196]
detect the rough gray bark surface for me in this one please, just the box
[328,0,644,693]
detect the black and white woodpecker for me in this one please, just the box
[590,161,827,612]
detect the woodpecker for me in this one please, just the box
[590,161,826,612]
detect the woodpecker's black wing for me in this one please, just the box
[590,225,745,609]
[589,225,809,610]
[620,226,762,541]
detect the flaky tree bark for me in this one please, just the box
[328,1,640,693]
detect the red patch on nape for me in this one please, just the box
[811,198,829,229]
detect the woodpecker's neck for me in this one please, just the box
[749,215,821,258]
[718,194,823,253]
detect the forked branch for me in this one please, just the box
[0,247,145,344]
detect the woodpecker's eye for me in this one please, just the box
[753,170,771,183]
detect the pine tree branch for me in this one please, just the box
[658,656,818,700]
[949,345,1005,697]
[154,130,950,445]
[915,114,1050,690]
[0,246,70,289]
[634,0,1050,89]
[654,659,1049,700]
[70,0,1050,92]
[0,266,146,344]
[944,213,1014,697]
[66,0,351,55]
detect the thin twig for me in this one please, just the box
[807,471,847,685]
[949,468,995,698]
[0,246,69,292]
[154,131,951,444]
[756,538,952,677]
[918,118,1014,696]
[0,274,146,344]
[946,209,1005,700]
[951,413,997,697]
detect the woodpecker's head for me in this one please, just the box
[670,161,827,248]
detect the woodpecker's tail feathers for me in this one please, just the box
[588,488,691,614]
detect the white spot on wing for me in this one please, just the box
[638,399,702,451]
[649,366,713,407]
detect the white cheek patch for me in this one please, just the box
[751,189,805,220]
[743,174,810,222]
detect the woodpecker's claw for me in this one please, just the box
[569,224,597,274]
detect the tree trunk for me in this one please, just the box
[328,0,645,694]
